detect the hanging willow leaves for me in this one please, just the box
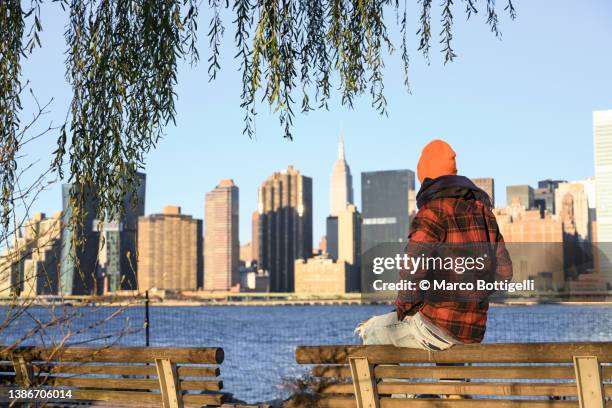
[2,0,516,242]
[0,0,45,231]
[0,1,23,231]
[239,0,515,139]
[52,0,196,241]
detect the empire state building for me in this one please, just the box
[329,134,354,216]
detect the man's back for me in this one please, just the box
[357,139,513,349]
[395,181,513,343]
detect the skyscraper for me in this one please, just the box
[329,134,354,216]
[138,206,203,291]
[325,216,338,259]
[60,173,146,295]
[59,173,145,295]
[59,184,100,295]
[204,179,239,291]
[253,166,313,292]
[113,172,146,291]
[594,109,612,282]
[338,204,361,267]
[361,170,415,253]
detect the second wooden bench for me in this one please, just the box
[0,345,258,407]
[288,342,612,408]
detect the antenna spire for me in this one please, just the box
[338,131,345,160]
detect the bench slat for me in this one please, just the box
[46,389,223,405]
[308,397,611,408]
[375,365,612,380]
[312,365,612,380]
[319,381,601,396]
[377,382,612,397]
[59,389,162,404]
[179,365,221,377]
[38,402,159,408]
[296,343,612,364]
[0,347,224,364]
[183,393,225,406]
[0,362,220,377]
[39,377,223,391]
[308,397,356,407]
[312,365,352,378]
[379,399,590,407]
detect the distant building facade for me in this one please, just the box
[240,266,269,292]
[111,173,146,292]
[329,135,354,216]
[59,173,145,295]
[0,212,62,297]
[471,177,495,206]
[240,242,253,265]
[496,205,564,289]
[294,255,358,293]
[533,179,565,216]
[251,212,260,266]
[569,273,609,298]
[22,212,63,297]
[253,166,313,292]
[326,216,339,259]
[506,185,534,209]
[338,204,362,267]
[94,220,122,293]
[555,181,591,242]
[318,235,327,255]
[361,170,415,253]
[594,109,612,283]
[138,206,203,291]
[204,179,240,291]
[0,244,22,296]
[538,179,566,190]
[534,188,553,217]
[59,184,100,295]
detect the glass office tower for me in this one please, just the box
[361,170,415,254]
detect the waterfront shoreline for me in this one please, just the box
[2,298,611,307]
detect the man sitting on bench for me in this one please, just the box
[356,139,513,350]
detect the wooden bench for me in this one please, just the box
[0,345,238,407]
[288,342,612,408]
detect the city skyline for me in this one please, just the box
[13,1,611,245]
[19,129,604,247]
[7,128,612,251]
[3,120,611,296]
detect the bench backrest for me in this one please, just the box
[294,342,612,408]
[1,346,225,407]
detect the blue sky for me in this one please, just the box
[18,0,612,244]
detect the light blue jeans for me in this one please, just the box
[355,312,461,350]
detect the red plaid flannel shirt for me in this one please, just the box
[395,197,513,343]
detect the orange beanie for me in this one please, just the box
[417,139,457,183]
